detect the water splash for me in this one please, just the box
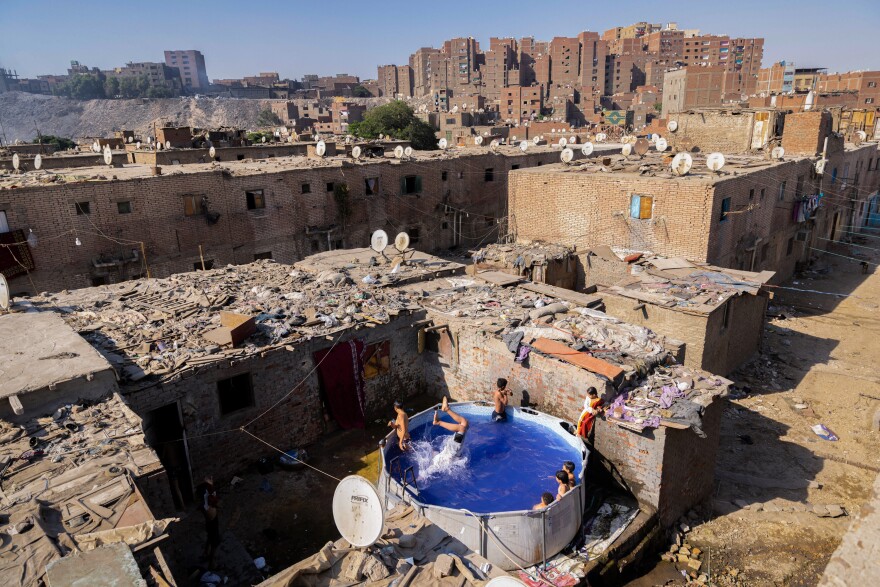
[409,437,469,483]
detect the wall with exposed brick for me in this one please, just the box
[782,111,833,156]
[1,149,563,294]
[121,312,425,482]
[667,110,777,154]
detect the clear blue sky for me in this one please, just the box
[2,0,877,80]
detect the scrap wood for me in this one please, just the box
[530,337,624,380]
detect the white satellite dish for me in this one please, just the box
[474,136,484,145]
[34,154,42,170]
[93,141,100,152]
[489,139,499,148]
[370,229,389,253]
[655,138,668,152]
[621,143,633,157]
[377,134,383,140]
[558,137,568,147]
[854,130,867,144]
[332,476,384,548]
[551,128,556,133]
[394,145,405,159]
[671,152,693,176]
[165,140,171,149]
[560,147,574,164]
[12,154,20,171]
[438,138,448,149]
[596,133,607,142]
[261,136,267,143]
[771,146,785,160]
[394,231,410,251]
[520,140,529,152]
[0,273,8,310]
[136,141,141,149]
[511,135,517,142]
[209,146,216,158]
[315,140,326,157]
[581,142,594,156]
[668,120,679,132]
[451,105,459,113]
[103,149,113,166]
[351,145,362,159]
[404,146,413,157]
[815,159,826,175]
[569,135,578,144]
[706,152,726,172]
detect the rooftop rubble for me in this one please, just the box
[256,504,505,587]
[22,255,461,389]
[0,393,170,587]
[595,249,774,313]
[606,364,731,436]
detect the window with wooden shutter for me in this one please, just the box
[630,194,653,219]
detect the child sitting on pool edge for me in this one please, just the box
[533,492,555,510]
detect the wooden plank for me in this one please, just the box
[529,337,625,380]
[475,270,524,286]
[518,282,603,308]
[607,286,677,307]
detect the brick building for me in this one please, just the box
[377,64,414,97]
[509,118,879,283]
[163,50,209,92]
[501,85,543,123]
[757,60,796,95]
[0,144,601,294]
[662,67,726,116]
[409,47,440,97]
[817,70,880,108]
[106,62,182,95]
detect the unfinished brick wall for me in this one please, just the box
[576,253,632,289]
[668,110,769,154]
[122,313,425,482]
[591,398,724,527]
[1,149,562,294]
[781,111,833,156]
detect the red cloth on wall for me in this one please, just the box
[313,340,366,429]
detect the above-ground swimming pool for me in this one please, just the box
[379,402,588,570]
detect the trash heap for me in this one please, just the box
[606,364,731,436]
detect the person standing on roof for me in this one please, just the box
[577,388,604,439]
[492,378,512,422]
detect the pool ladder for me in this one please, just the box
[390,456,420,498]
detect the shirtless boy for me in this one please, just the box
[388,401,411,451]
[492,378,512,422]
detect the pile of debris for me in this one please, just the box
[606,364,731,435]
[0,393,172,586]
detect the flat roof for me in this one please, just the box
[0,311,113,399]
[0,143,621,190]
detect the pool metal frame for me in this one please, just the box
[378,401,589,571]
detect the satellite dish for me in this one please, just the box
[671,152,693,176]
[394,145,404,159]
[706,152,726,172]
[560,147,574,164]
[489,139,499,148]
[93,141,100,152]
[165,140,171,149]
[287,136,294,143]
[474,136,484,145]
[771,146,785,160]
[12,154,20,171]
[404,146,413,157]
[569,135,577,144]
[581,142,594,156]
[621,143,633,157]
[551,128,556,133]
[815,159,826,175]
[127,136,133,143]
[315,140,326,157]
[332,476,384,548]
[634,138,650,156]
[596,133,607,142]
[394,231,410,251]
[377,134,383,140]
[520,140,529,152]
[451,105,459,113]
[34,154,42,170]
[854,130,867,144]
[351,145,362,159]
[438,138,448,149]
[261,136,267,143]
[0,273,8,310]
[558,137,568,147]
[370,230,389,253]
[136,141,141,149]
[103,149,113,166]
[655,138,668,152]
[668,120,679,132]
[209,146,216,158]
[511,135,517,142]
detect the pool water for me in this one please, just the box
[385,409,583,513]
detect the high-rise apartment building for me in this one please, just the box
[164,50,209,91]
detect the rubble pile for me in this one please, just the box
[474,242,574,265]
[606,364,730,435]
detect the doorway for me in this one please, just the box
[313,340,366,430]
[830,211,840,242]
[143,402,194,509]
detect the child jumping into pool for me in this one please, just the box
[431,397,469,466]
[387,401,411,451]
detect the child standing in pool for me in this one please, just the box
[492,378,512,422]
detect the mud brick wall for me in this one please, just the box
[122,312,425,481]
[667,110,762,154]
[1,149,562,295]
[781,111,833,156]
[591,398,724,527]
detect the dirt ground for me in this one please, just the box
[626,237,880,587]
